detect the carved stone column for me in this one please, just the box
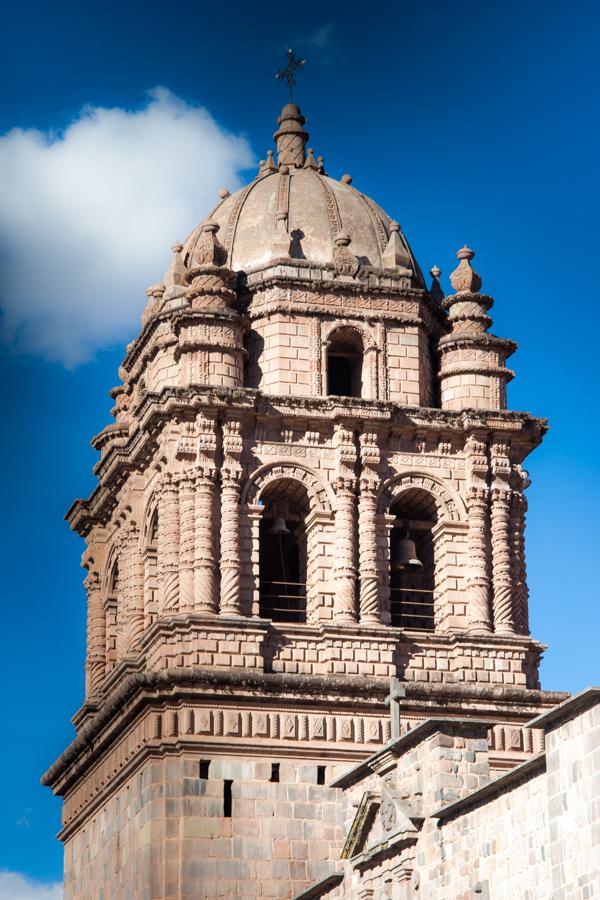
[157,475,180,615]
[124,523,145,651]
[193,468,218,613]
[84,570,105,697]
[466,487,492,632]
[511,481,530,634]
[358,477,381,624]
[178,473,196,614]
[220,469,242,615]
[333,477,358,623]
[491,487,515,634]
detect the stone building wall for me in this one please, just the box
[328,689,600,900]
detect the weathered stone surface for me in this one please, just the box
[42,98,595,900]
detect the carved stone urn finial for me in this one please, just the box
[333,230,359,277]
[190,221,228,269]
[430,265,444,302]
[164,242,188,287]
[450,245,482,294]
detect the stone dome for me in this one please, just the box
[182,104,425,286]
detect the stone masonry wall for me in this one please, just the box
[63,755,347,900]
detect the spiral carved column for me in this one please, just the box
[466,487,492,632]
[333,478,358,623]
[125,524,145,651]
[158,476,180,614]
[511,491,530,634]
[220,470,242,616]
[84,570,105,697]
[358,478,381,624]
[194,469,218,613]
[491,487,515,633]
[178,474,196,614]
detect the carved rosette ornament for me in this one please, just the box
[358,477,381,624]
[157,475,180,614]
[193,467,218,614]
[84,569,105,697]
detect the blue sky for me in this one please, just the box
[1,0,599,890]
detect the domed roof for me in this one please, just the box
[182,104,425,287]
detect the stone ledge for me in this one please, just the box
[431,751,546,821]
[330,717,492,789]
[526,685,600,732]
[293,872,344,900]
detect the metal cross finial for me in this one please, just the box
[275,48,306,103]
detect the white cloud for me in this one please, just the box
[0,88,254,366]
[0,871,62,900]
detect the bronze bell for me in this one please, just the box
[391,528,423,573]
[269,516,290,536]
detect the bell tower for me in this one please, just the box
[43,101,563,900]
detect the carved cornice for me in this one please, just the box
[66,386,547,535]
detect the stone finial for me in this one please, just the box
[219,187,230,199]
[382,221,412,274]
[190,221,228,269]
[450,245,482,294]
[164,242,188,287]
[341,173,352,184]
[317,156,325,174]
[260,150,278,176]
[430,265,444,302]
[273,103,308,168]
[304,147,319,170]
[333,231,359,277]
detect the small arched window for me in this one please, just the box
[327,329,363,398]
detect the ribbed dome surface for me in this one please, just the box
[183,166,422,280]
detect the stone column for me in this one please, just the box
[491,487,515,634]
[193,468,218,613]
[124,523,145,651]
[466,487,492,632]
[220,469,242,616]
[178,473,196,614]
[358,478,381,624]
[333,478,357,623]
[84,570,105,697]
[157,475,180,615]
[511,488,530,634]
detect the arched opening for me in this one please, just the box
[327,329,363,398]
[389,489,437,630]
[259,479,309,623]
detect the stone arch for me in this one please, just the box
[321,320,378,400]
[379,471,467,522]
[242,462,334,512]
[321,319,376,351]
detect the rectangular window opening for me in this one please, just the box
[270,762,280,783]
[199,759,210,779]
[317,765,326,785]
[223,779,233,817]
